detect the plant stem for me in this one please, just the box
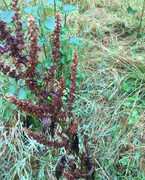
[41,0,47,19]
[34,0,37,5]
[33,0,47,59]
[64,14,67,28]
[42,43,47,59]
[59,118,90,175]
[3,0,9,11]
[78,152,88,173]
[54,0,56,14]
[137,0,145,38]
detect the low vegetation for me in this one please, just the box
[0,0,145,179]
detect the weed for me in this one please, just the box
[1,0,145,179]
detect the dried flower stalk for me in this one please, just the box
[0,1,95,179]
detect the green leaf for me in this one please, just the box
[127,6,138,15]
[128,118,134,124]
[27,91,35,98]
[124,112,130,115]
[134,118,139,123]
[4,86,17,95]
[36,4,44,13]
[61,56,71,65]
[24,5,43,19]
[47,96,51,100]
[3,109,13,121]
[44,58,53,69]
[44,17,56,32]
[63,89,68,95]
[60,28,67,35]
[132,109,137,116]
[17,88,28,100]
[127,97,136,101]
[45,7,53,15]
[63,70,70,78]
[123,102,131,107]
[69,36,83,46]
[36,62,43,72]
[76,70,85,79]
[60,28,70,38]
[61,28,70,34]
[24,6,33,13]
[128,117,139,124]
[33,4,44,19]
[1,10,15,23]
[12,105,17,109]
[22,23,28,28]
[45,0,62,7]
[60,56,66,64]
[123,83,128,91]
[38,36,45,46]
[132,20,139,26]
[65,79,70,87]
[25,0,33,1]
[62,96,67,100]
[60,5,78,15]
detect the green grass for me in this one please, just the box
[1,0,145,179]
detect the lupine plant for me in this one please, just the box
[0,0,95,179]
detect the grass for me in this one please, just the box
[1,0,145,179]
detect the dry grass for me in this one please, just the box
[1,0,145,179]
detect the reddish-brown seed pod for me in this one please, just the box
[66,50,78,119]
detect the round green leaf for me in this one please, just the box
[24,5,43,19]
[69,36,83,46]
[45,0,62,7]
[22,23,28,28]
[44,17,56,32]
[38,36,45,46]
[45,7,53,15]
[4,86,17,95]
[17,88,28,100]
[1,10,15,23]
[24,6,33,13]
[60,5,78,15]
[128,118,135,124]
[65,79,70,87]
[3,109,13,121]
[36,62,43,72]
[44,58,53,69]
[132,110,137,116]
